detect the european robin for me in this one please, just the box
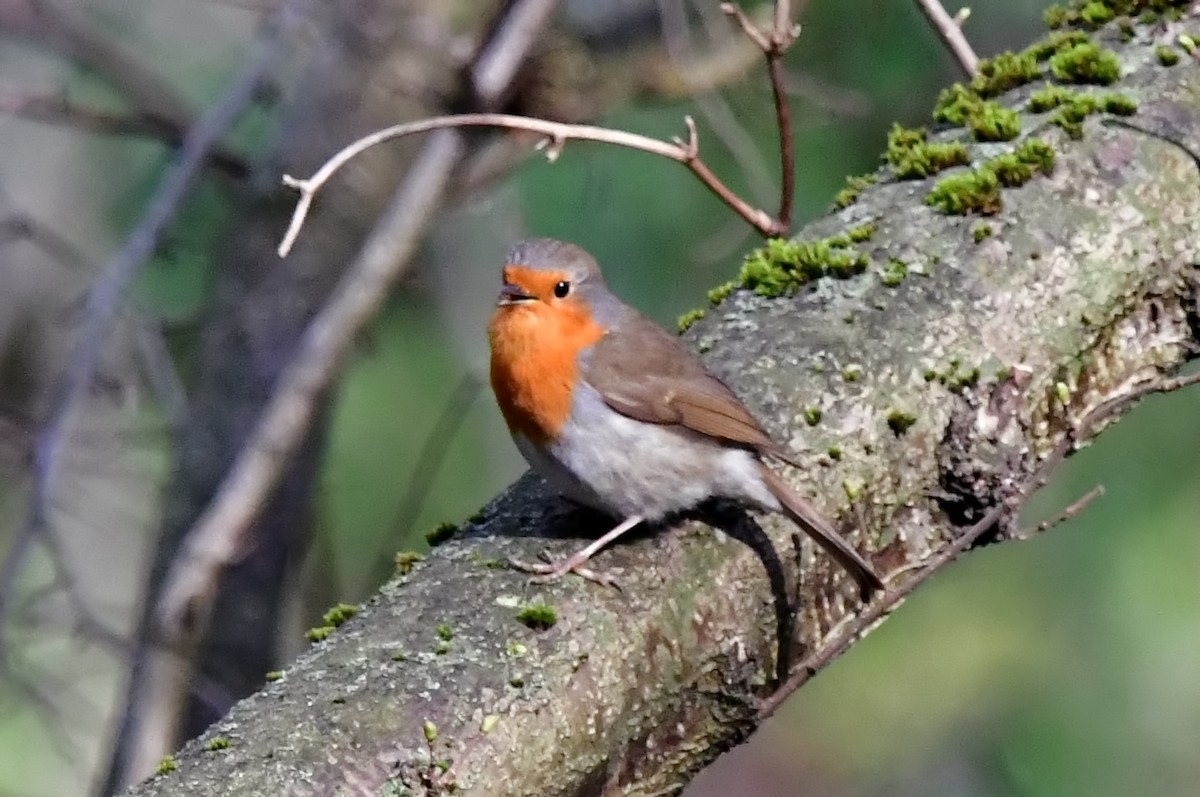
[487,238,884,597]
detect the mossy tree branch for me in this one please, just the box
[127,17,1200,797]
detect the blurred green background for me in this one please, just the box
[3,1,1199,795]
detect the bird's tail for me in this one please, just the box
[757,462,885,600]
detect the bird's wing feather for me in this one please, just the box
[582,314,794,459]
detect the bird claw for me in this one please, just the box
[507,552,623,590]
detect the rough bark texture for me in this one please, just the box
[128,24,1200,797]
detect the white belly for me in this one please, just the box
[513,383,778,520]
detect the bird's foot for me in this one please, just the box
[508,550,622,590]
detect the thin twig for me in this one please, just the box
[1024,484,1105,538]
[721,1,801,231]
[758,501,1010,719]
[278,112,782,256]
[912,0,980,77]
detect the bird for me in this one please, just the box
[487,237,884,598]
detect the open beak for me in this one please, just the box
[496,282,535,306]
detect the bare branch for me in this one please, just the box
[721,1,801,230]
[0,84,247,177]
[156,127,467,679]
[278,112,783,256]
[913,0,980,76]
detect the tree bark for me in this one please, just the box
[126,26,1200,797]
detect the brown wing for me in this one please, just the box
[583,314,797,463]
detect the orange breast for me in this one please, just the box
[488,300,605,446]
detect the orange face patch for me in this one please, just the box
[488,265,604,444]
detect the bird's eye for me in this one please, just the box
[553,280,571,298]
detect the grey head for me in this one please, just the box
[500,238,629,325]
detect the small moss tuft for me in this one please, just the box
[967,102,1021,142]
[827,445,843,461]
[833,173,877,208]
[1049,42,1121,85]
[207,737,230,752]
[1027,84,1074,113]
[886,409,918,435]
[436,623,454,641]
[880,259,908,287]
[707,281,736,306]
[971,50,1041,97]
[1078,2,1114,26]
[265,670,283,682]
[516,602,558,630]
[972,223,994,243]
[306,625,334,643]
[1156,45,1181,66]
[803,407,822,426]
[847,222,876,242]
[394,550,423,576]
[887,124,970,178]
[677,308,706,332]
[322,602,358,628]
[423,720,439,744]
[155,756,178,777]
[426,521,458,547]
[925,167,1002,215]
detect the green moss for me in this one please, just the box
[391,650,408,661]
[1049,42,1121,84]
[155,756,178,777]
[842,478,865,501]
[886,409,918,435]
[827,445,843,461]
[426,521,458,547]
[1027,84,1074,112]
[1028,30,1091,61]
[925,167,1002,215]
[677,308,706,332]
[423,720,439,744]
[1157,45,1181,65]
[509,675,525,688]
[842,364,863,382]
[950,366,982,391]
[880,259,908,287]
[394,550,423,576]
[306,625,334,643]
[506,640,528,656]
[1043,4,1073,27]
[207,737,230,752]
[972,50,1042,97]
[1048,91,1137,137]
[926,139,1053,215]
[731,236,868,299]
[436,623,454,641]
[1102,93,1138,115]
[847,222,876,242]
[887,124,970,178]
[434,639,451,655]
[322,602,358,628]
[1079,2,1115,24]
[265,670,283,682]
[803,407,822,426]
[992,139,1057,185]
[972,223,994,243]
[968,102,1021,142]
[516,602,557,630]
[707,281,736,305]
[833,173,877,208]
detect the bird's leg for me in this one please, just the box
[509,514,645,588]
